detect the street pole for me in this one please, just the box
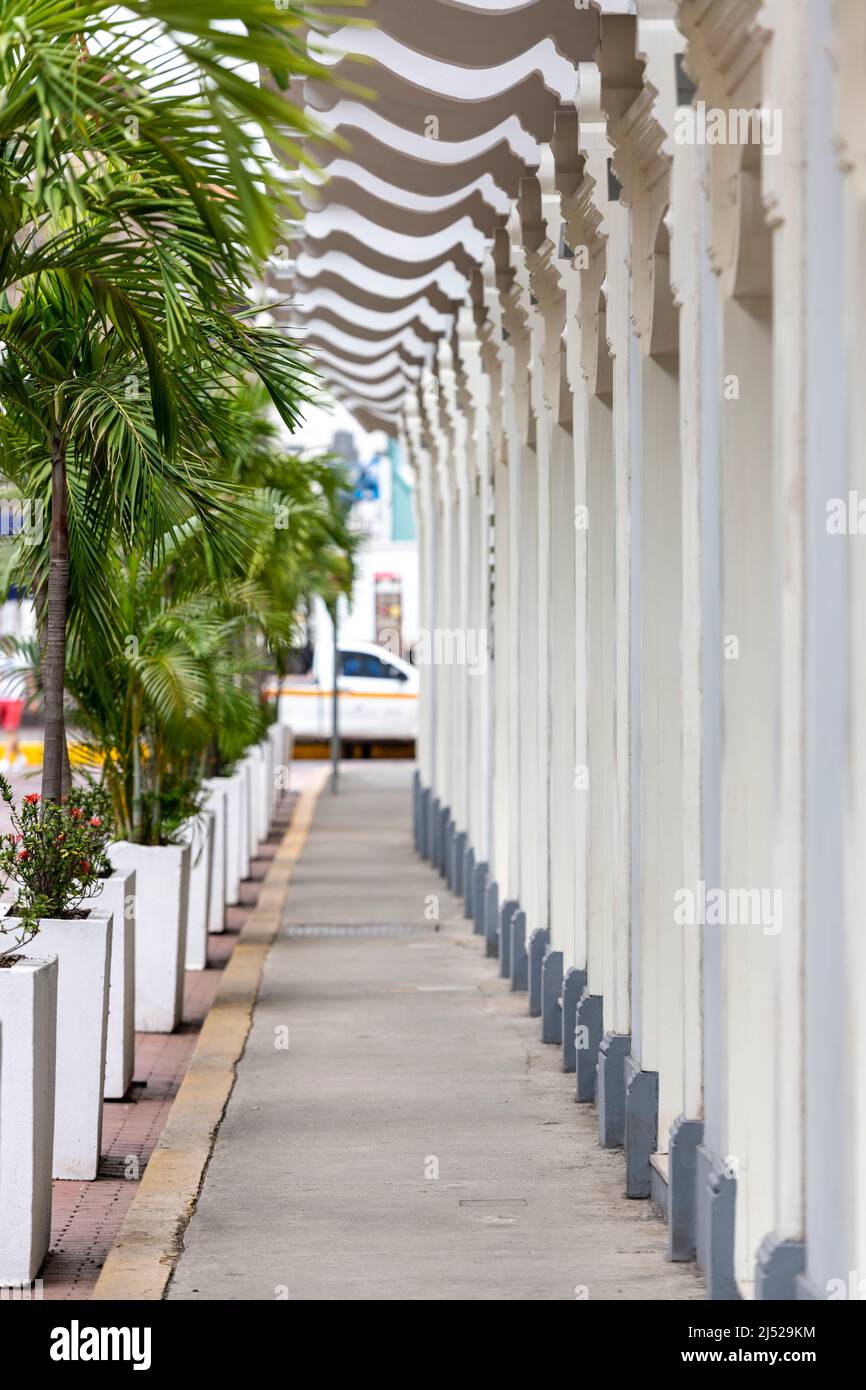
[330,599,339,793]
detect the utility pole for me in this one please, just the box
[330,598,339,793]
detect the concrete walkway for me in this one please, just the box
[168,763,703,1302]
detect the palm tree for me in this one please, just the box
[65,441,357,845]
[0,268,316,797]
[0,1,347,797]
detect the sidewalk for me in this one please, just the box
[168,763,703,1302]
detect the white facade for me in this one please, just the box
[284,0,866,1301]
[338,542,419,655]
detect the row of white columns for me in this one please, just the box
[408,0,866,1301]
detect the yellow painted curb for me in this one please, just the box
[0,740,100,768]
[90,769,329,1302]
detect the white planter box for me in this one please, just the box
[94,869,136,1100]
[108,842,190,1033]
[178,812,214,971]
[267,722,282,818]
[18,911,112,1180]
[251,743,268,848]
[258,736,273,839]
[0,954,57,1282]
[246,749,260,860]
[211,773,241,907]
[237,757,252,883]
[271,722,293,809]
[202,780,228,933]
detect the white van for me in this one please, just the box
[275,640,418,743]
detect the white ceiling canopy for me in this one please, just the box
[271,0,601,430]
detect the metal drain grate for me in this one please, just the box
[284,922,437,937]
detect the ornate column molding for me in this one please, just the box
[830,0,866,201]
[677,0,771,294]
[401,391,424,480]
[563,62,615,394]
[455,305,488,492]
[493,218,535,446]
[480,257,507,468]
[569,172,610,395]
[419,367,451,511]
[598,6,682,350]
[519,145,569,422]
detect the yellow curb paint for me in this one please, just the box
[90,768,329,1302]
[0,740,101,768]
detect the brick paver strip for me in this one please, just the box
[91,770,329,1301]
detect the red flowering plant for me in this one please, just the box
[0,776,113,964]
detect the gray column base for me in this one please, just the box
[413,771,421,853]
[597,1032,631,1148]
[510,909,528,991]
[454,831,467,897]
[484,879,499,958]
[499,900,518,979]
[650,1159,669,1216]
[561,967,586,1072]
[431,797,441,869]
[541,949,563,1044]
[425,789,435,862]
[473,862,488,936]
[463,847,475,919]
[624,1055,658,1197]
[419,787,429,859]
[527,928,549,1017]
[668,1116,703,1262]
[754,1233,806,1301]
[696,1145,740,1299]
[444,816,455,890]
[438,805,450,876]
[575,991,603,1102]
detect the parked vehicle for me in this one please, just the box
[275,640,418,743]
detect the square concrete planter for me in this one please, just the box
[270,722,293,819]
[241,748,259,866]
[267,722,283,819]
[93,869,136,1100]
[250,743,268,849]
[206,773,240,908]
[18,910,113,1180]
[0,954,57,1282]
[237,757,252,883]
[178,811,214,971]
[202,779,228,933]
[258,736,273,841]
[108,841,190,1033]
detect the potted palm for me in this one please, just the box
[68,550,229,1031]
[0,778,113,1180]
[106,767,200,1034]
